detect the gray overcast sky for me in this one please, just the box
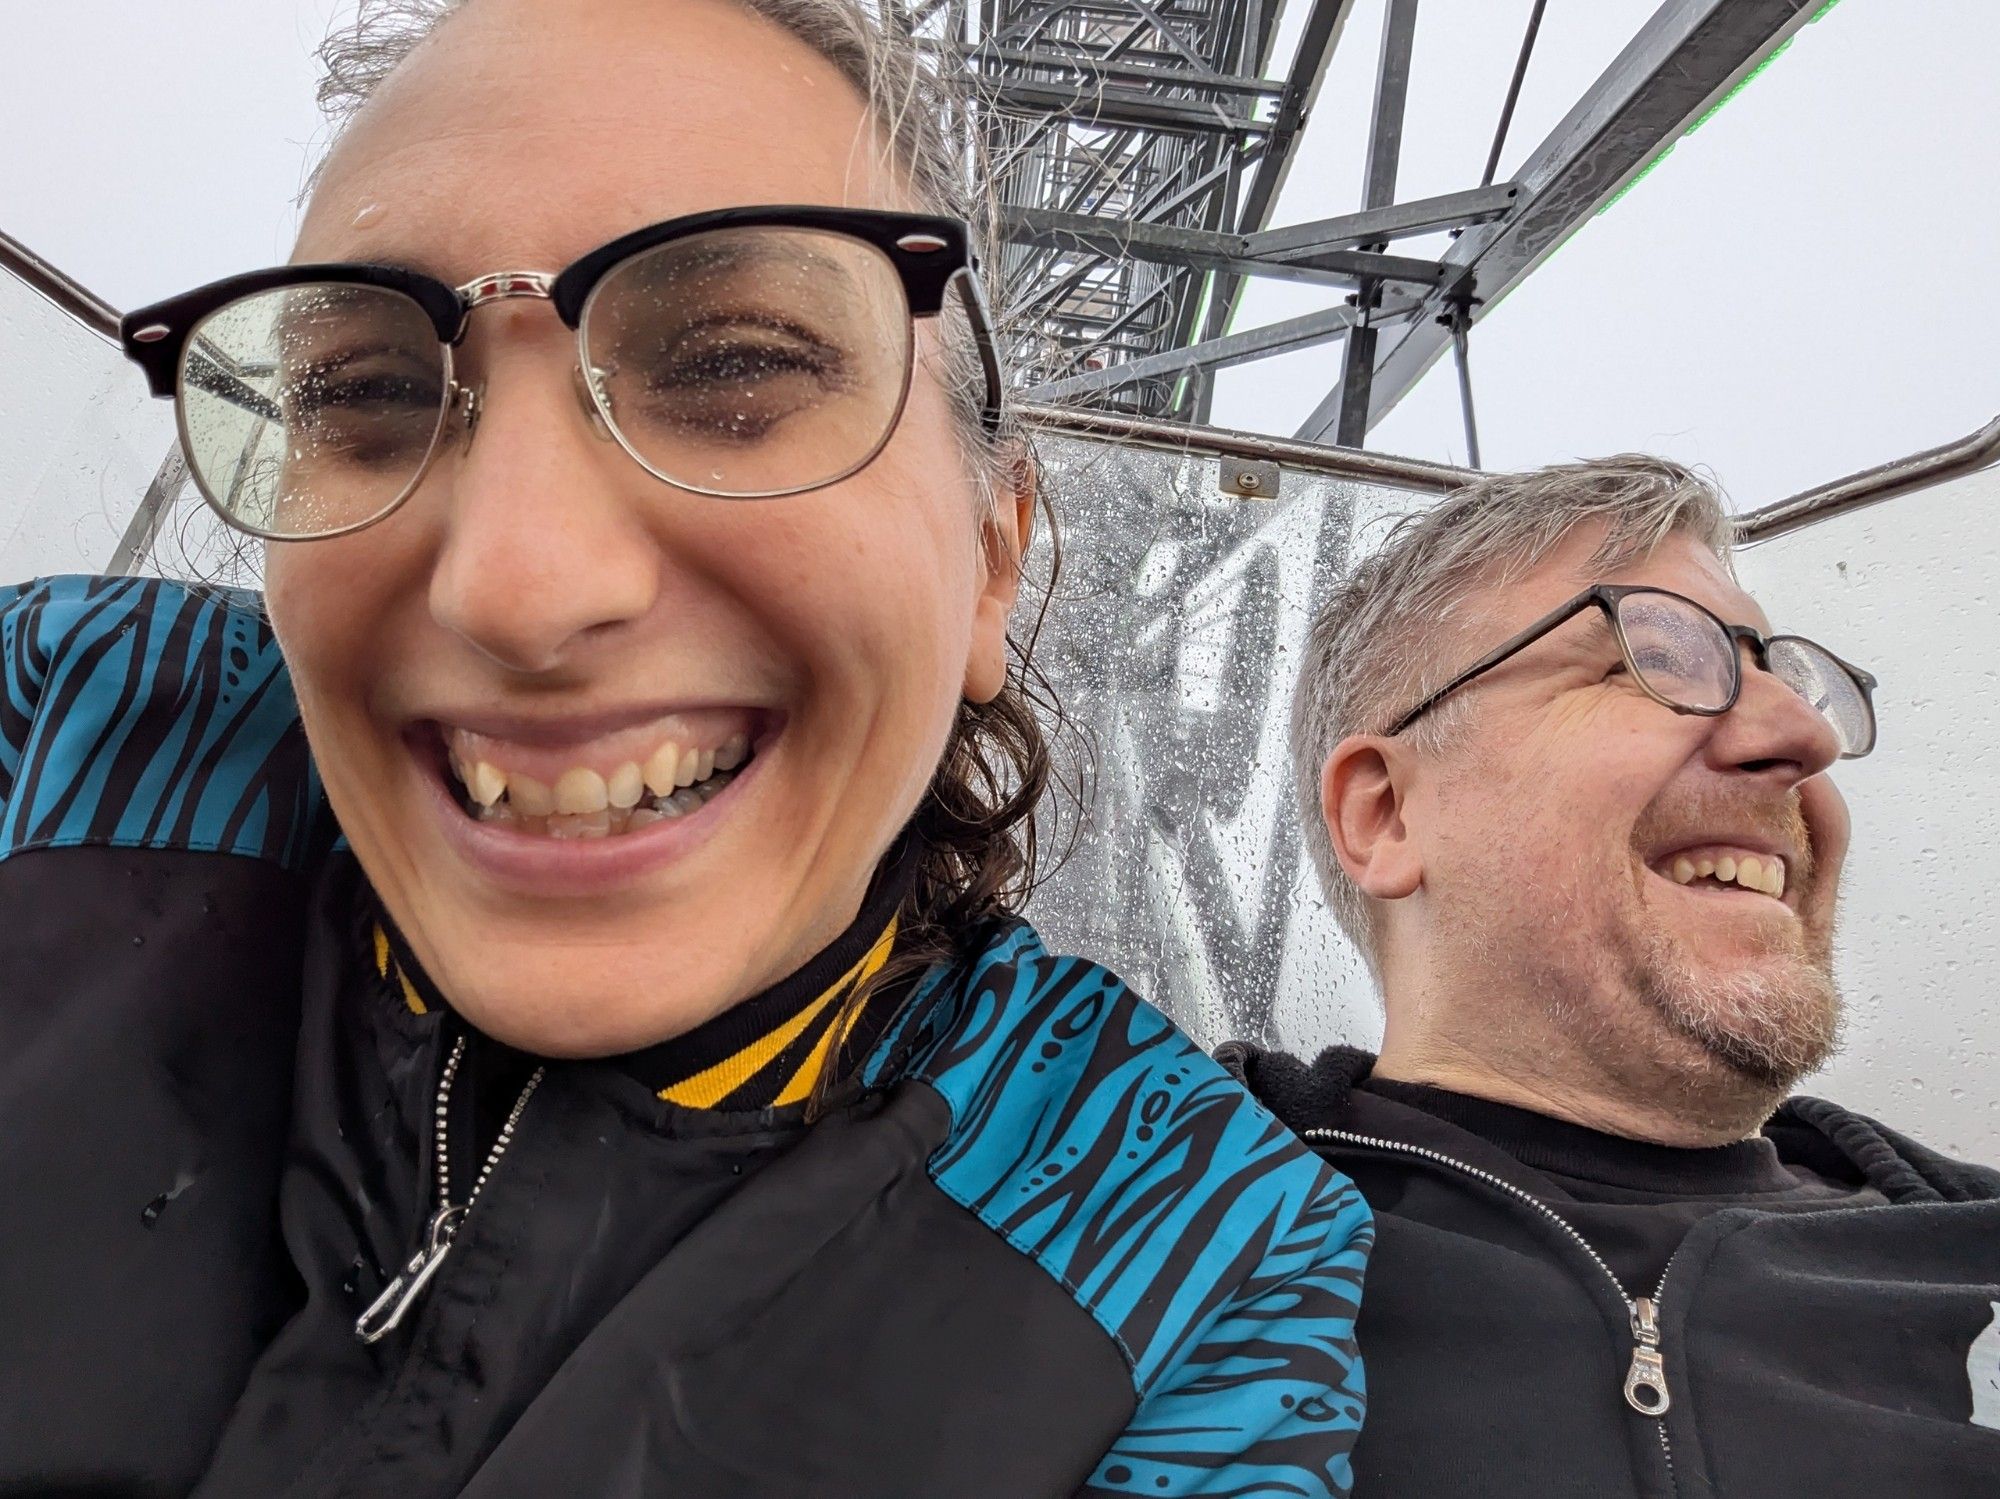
[3,1,1998,506]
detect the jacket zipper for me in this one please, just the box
[353,1034,545,1344]
[1305,1126,1682,1493]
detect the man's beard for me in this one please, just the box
[1629,923,1843,1090]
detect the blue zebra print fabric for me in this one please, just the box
[882,923,1374,1497]
[0,575,319,866]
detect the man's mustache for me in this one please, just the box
[1632,785,1816,891]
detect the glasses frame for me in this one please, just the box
[1385,583,1879,758]
[120,205,1006,538]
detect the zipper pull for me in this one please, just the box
[1623,1296,1671,1415]
[353,1204,466,1345]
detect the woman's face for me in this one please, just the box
[273,0,1027,1055]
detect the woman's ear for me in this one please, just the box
[963,451,1036,704]
[1321,734,1423,902]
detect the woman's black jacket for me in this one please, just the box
[0,575,1374,1498]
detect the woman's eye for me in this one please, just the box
[288,373,440,419]
[646,341,838,392]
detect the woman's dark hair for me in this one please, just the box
[312,0,1079,1082]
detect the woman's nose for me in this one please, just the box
[425,360,660,674]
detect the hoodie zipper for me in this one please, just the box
[354,1034,545,1344]
[1305,1126,1683,1492]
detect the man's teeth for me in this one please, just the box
[1666,851,1786,897]
[452,732,749,837]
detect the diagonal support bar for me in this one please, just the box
[1298,0,1824,443]
[1026,298,1420,401]
[1001,206,1452,288]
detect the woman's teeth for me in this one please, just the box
[447,733,749,839]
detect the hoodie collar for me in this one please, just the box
[1219,1042,1996,1205]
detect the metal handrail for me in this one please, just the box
[1019,403,1477,494]
[0,226,121,344]
[1735,411,2000,545]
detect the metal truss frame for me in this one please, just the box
[1295,0,1825,445]
[922,0,1360,419]
[958,0,1823,444]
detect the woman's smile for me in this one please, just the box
[399,702,781,896]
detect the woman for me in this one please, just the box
[0,0,1370,1493]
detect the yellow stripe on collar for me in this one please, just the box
[661,914,900,1108]
[770,918,898,1107]
[366,909,900,1098]
[373,924,428,1016]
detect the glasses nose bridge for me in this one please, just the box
[455,269,559,318]
[1725,622,1768,668]
[447,269,611,442]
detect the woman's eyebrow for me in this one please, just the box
[619,238,863,297]
[297,247,454,280]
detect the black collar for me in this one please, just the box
[1218,1041,1997,1205]
[614,837,921,1097]
[365,835,923,1101]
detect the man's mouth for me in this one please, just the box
[1647,844,1789,900]
[429,719,761,840]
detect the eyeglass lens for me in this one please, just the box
[580,227,912,498]
[179,283,448,538]
[1614,590,1872,756]
[174,227,917,539]
[1766,636,1876,756]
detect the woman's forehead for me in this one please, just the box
[297,0,895,270]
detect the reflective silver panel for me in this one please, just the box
[1020,428,1402,1057]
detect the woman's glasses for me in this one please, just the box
[120,206,1004,540]
[1387,584,1878,758]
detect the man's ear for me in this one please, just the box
[963,451,1037,704]
[1321,734,1424,901]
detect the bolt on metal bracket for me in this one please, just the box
[1218,458,1281,498]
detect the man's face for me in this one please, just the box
[1405,526,1853,1096]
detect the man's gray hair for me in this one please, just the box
[1290,454,1737,972]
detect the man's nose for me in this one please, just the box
[426,346,660,675]
[1705,642,1845,783]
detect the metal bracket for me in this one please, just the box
[1218,458,1282,498]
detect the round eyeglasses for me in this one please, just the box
[119,206,1005,541]
[1387,584,1878,759]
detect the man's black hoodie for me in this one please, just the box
[1222,1043,2000,1499]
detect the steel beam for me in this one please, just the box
[957,42,1284,98]
[987,79,1273,135]
[1026,297,1418,400]
[1244,183,1519,256]
[1482,0,1549,187]
[1195,0,1362,374]
[1332,0,1419,447]
[1298,0,1823,443]
[1018,402,1478,492]
[1001,206,1450,288]
[1235,0,1362,237]
[106,444,190,576]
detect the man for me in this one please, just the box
[1223,456,2000,1497]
